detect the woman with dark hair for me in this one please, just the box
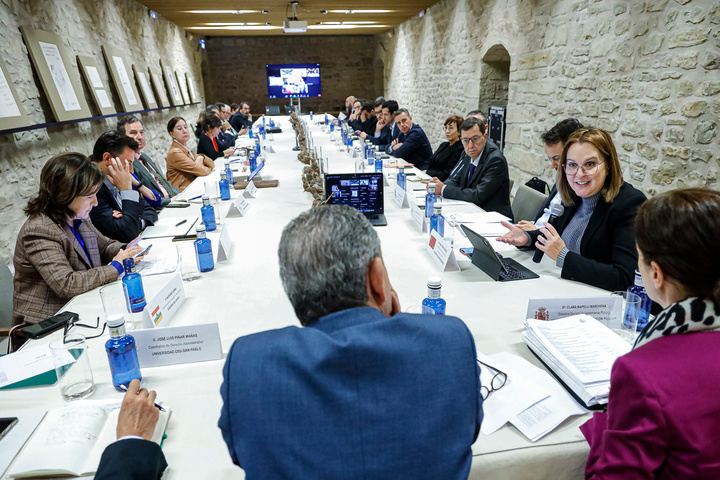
[497,127,646,291]
[197,114,235,161]
[424,115,464,181]
[581,188,720,479]
[166,117,215,192]
[13,153,143,327]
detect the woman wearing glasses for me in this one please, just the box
[498,127,646,291]
[425,115,464,181]
[13,153,144,329]
[581,188,720,478]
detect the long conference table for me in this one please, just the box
[1,116,605,479]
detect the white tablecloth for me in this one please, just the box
[0,117,599,480]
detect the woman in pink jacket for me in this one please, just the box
[581,188,720,479]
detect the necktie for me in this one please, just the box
[141,159,170,198]
[466,163,476,188]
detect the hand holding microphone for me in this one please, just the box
[532,203,565,263]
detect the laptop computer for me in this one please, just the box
[324,173,387,226]
[460,224,538,281]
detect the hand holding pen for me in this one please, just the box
[116,379,163,442]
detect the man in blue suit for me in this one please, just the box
[387,108,433,170]
[360,99,400,152]
[219,205,483,480]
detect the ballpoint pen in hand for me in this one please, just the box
[118,384,166,411]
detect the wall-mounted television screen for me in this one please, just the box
[266,63,321,99]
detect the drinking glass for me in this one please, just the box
[49,334,95,401]
[606,291,641,343]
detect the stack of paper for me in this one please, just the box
[522,314,631,408]
[447,211,510,236]
[477,351,587,442]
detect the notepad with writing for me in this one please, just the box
[8,400,170,478]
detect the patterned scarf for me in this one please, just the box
[634,297,720,349]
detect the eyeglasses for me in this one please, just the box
[477,360,508,400]
[461,136,484,146]
[64,316,107,343]
[562,160,604,175]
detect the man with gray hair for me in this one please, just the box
[219,205,482,479]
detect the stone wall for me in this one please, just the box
[0,0,204,263]
[378,0,719,194]
[203,35,380,114]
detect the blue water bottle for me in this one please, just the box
[248,127,253,139]
[219,171,231,200]
[367,147,375,166]
[422,277,446,315]
[397,165,406,190]
[105,314,142,391]
[201,194,216,232]
[330,122,335,133]
[194,225,214,272]
[430,203,444,237]
[375,157,383,173]
[249,151,257,171]
[122,258,146,313]
[425,183,437,218]
[224,162,234,186]
[628,269,652,331]
[324,113,328,125]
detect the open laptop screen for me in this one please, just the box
[324,173,384,214]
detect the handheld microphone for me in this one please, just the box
[532,203,565,263]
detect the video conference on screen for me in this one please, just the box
[266,63,322,99]
[327,178,380,213]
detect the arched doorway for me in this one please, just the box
[479,44,511,150]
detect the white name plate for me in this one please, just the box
[133,323,222,368]
[207,223,230,263]
[393,183,410,208]
[227,194,251,217]
[526,297,615,322]
[243,180,258,198]
[411,204,428,233]
[142,273,185,328]
[426,229,459,271]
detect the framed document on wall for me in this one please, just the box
[0,54,31,130]
[102,46,141,113]
[132,64,158,109]
[149,68,170,108]
[20,26,91,122]
[186,72,200,104]
[160,60,183,106]
[77,55,116,116]
[175,71,190,104]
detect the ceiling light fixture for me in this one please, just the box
[328,9,392,14]
[185,10,257,14]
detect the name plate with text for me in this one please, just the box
[426,229,459,271]
[227,194,251,217]
[393,183,410,208]
[243,180,258,198]
[411,204,428,233]
[133,323,222,368]
[142,273,185,328]
[526,297,616,322]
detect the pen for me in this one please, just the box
[175,219,187,227]
[118,384,166,412]
[187,195,203,201]
[184,217,198,236]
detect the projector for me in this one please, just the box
[283,20,308,33]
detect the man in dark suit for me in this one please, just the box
[230,101,252,133]
[387,108,433,170]
[359,99,399,152]
[89,131,158,243]
[118,115,179,208]
[95,379,167,480]
[219,205,482,480]
[430,117,513,219]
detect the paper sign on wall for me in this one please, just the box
[393,183,410,208]
[426,229,459,271]
[227,195,251,217]
[142,273,185,328]
[526,297,616,322]
[133,323,222,368]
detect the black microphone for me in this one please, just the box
[532,203,565,263]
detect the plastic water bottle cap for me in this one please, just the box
[427,277,442,288]
[106,314,126,328]
[429,182,436,189]
[196,225,206,233]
